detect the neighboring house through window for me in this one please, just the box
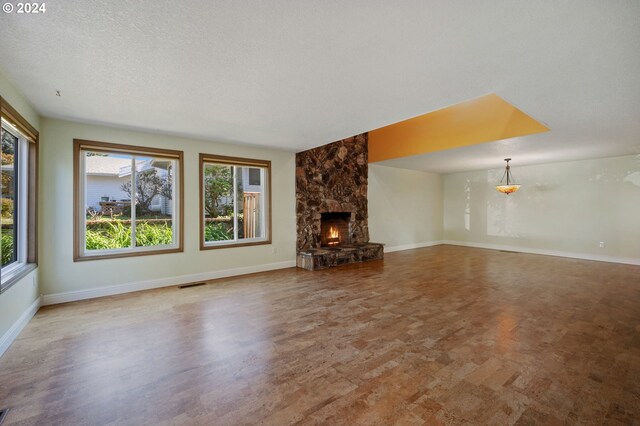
[248,167,261,186]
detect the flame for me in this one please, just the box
[328,226,339,239]
[327,226,340,245]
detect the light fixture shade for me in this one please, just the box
[496,184,521,194]
[496,158,520,194]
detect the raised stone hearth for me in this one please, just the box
[296,243,384,271]
[295,133,383,270]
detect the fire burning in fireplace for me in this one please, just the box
[326,226,340,246]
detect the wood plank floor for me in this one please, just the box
[1,245,639,425]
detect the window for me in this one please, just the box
[1,97,38,293]
[74,140,183,261]
[200,154,271,249]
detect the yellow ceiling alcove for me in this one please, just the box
[368,94,549,163]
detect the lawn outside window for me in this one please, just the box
[199,153,271,250]
[73,140,184,261]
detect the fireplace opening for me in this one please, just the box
[320,212,352,247]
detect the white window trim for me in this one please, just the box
[1,120,29,286]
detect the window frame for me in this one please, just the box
[73,139,184,262]
[0,97,38,294]
[199,153,272,250]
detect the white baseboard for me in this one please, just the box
[442,240,640,266]
[0,296,41,358]
[42,260,296,306]
[384,240,444,253]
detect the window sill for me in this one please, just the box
[74,247,183,262]
[0,263,37,294]
[200,239,271,250]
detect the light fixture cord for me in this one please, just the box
[500,168,508,185]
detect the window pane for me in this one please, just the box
[237,166,264,240]
[1,127,18,267]
[134,157,175,247]
[203,163,234,242]
[84,152,133,250]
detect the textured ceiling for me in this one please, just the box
[1,1,639,171]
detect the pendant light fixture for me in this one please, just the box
[496,158,521,194]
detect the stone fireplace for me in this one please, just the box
[295,133,383,270]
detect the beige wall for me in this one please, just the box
[368,164,443,250]
[0,70,41,344]
[0,69,40,130]
[0,270,39,344]
[443,155,640,261]
[39,118,297,297]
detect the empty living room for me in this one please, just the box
[1,2,639,425]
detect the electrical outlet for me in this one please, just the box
[599,242,605,248]
[272,246,277,254]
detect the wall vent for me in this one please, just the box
[178,282,206,289]
[0,408,9,425]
